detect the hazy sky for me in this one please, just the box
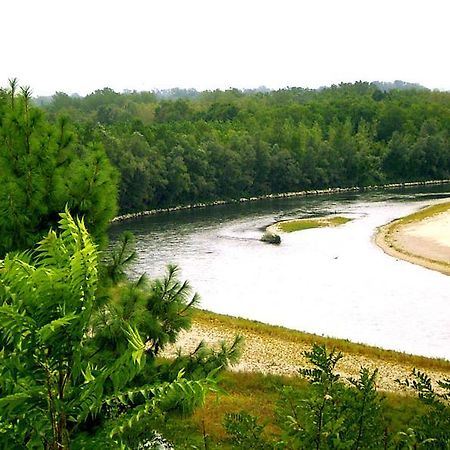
[2,0,449,96]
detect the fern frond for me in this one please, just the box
[107,375,216,439]
[0,305,36,347]
[124,325,146,366]
[37,312,78,344]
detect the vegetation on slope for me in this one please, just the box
[2,79,450,447]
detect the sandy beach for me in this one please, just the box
[376,206,450,276]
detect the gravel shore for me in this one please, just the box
[163,318,450,394]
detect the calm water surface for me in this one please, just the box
[110,187,450,360]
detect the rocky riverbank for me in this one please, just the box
[112,179,450,223]
[162,312,450,395]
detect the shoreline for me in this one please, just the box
[375,202,450,276]
[162,310,450,394]
[112,179,450,223]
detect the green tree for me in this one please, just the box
[42,82,450,214]
[344,368,385,449]
[277,344,384,449]
[0,211,216,449]
[397,369,450,447]
[0,80,118,256]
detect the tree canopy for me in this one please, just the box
[41,82,450,214]
[0,80,118,256]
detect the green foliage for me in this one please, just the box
[0,80,118,256]
[345,368,385,449]
[162,335,244,382]
[103,231,137,284]
[396,369,450,447]
[42,82,450,214]
[223,410,273,449]
[0,211,216,449]
[277,344,385,449]
[93,264,201,363]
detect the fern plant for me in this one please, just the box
[0,210,215,449]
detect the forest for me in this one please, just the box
[1,80,450,448]
[39,82,450,214]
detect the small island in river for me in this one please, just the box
[261,215,352,244]
[267,215,352,234]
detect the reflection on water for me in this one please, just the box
[110,186,450,360]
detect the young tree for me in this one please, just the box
[0,211,216,449]
[344,368,385,449]
[397,369,450,447]
[277,344,384,449]
[0,80,118,256]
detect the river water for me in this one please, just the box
[110,186,450,360]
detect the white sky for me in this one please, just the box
[2,0,449,96]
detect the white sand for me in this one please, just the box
[406,211,450,247]
[376,209,450,275]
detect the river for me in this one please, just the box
[109,186,450,360]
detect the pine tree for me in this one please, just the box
[0,80,118,256]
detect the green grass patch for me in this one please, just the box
[154,370,428,449]
[277,215,352,232]
[394,201,450,227]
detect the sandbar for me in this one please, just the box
[376,205,450,276]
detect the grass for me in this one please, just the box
[277,215,352,233]
[154,370,428,449]
[150,309,449,448]
[392,201,450,227]
[192,309,450,372]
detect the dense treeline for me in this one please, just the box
[41,82,450,214]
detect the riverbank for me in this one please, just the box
[162,310,450,395]
[112,179,450,222]
[376,201,450,276]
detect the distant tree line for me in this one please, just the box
[40,82,450,214]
